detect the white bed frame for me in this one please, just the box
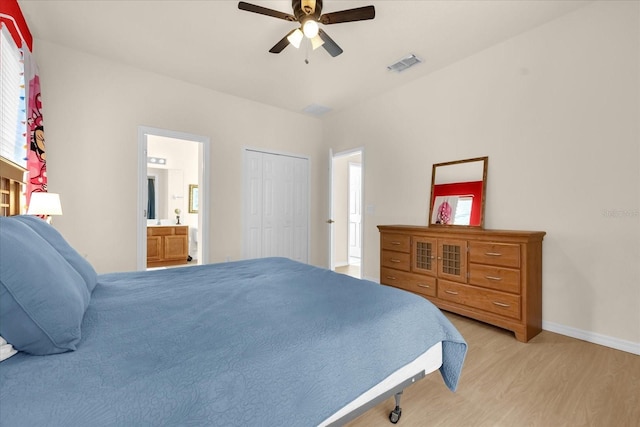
[321,341,443,426]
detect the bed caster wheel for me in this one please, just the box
[389,406,402,424]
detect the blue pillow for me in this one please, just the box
[12,215,98,293]
[0,217,90,355]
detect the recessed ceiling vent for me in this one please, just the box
[387,54,422,73]
[303,104,332,117]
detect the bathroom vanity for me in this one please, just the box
[146,225,189,268]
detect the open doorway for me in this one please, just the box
[330,148,363,279]
[137,126,210,271]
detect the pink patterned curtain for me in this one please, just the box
[23,48,46,203]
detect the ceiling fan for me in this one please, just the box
[238,0,375,57]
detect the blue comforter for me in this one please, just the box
[0,258,466,426]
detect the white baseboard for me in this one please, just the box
[543,320,640,355]
[371,275,639,355]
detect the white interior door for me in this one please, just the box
[261,153,278,257]
[292,157,309,262]
[244,150,263,260]
[348,162,362,265]
[243,149,308,263]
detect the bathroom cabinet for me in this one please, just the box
[147,225,189,268]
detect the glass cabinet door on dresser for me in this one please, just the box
[412,237,436,275]
[412,237,468,282]
[435,239,467,283]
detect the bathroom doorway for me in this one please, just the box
[137,126,210,270]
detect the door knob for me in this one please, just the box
[326,219,335,224]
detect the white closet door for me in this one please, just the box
[244,150,263,260]
[261,153,278,257]
[291,157,309,263]
[243,150,308,263]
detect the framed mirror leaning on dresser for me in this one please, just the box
[429,156,488,227]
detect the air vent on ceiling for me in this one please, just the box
[387,54,422,73]
[303,104,332,117]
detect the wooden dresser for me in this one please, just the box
[147,225,189,268]
[378,225,545,342]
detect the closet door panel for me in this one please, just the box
[292,157,309,263]
[243,150,309,263]
[280,156,295,260]
[244,151,263,260]
[261,153,280,258]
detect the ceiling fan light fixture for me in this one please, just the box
[287,28,304,49]
[310,34,324,50]
[238,1,376,57]
[302,19,319,38]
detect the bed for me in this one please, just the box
[0,215,467,426]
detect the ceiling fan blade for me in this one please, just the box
[269,30,294,54]
[318,29,343,57]
[238,1,296,21]
[320,5,375,25]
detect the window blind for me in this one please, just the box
[0,23,26,167]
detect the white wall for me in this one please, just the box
[36,40,326,273]
[323,1,639,347]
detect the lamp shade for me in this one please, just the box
[310,34,325,50]
[287,28,303,49]
[27,192,63,216]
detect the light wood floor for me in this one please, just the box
[346,312,640,427]
[335,264,361,279]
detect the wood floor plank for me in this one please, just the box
[346,313,640,427]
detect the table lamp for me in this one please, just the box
[27,192,63,223]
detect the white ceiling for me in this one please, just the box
[18,0,592,117]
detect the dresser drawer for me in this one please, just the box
[381,268,436,297]
[469,264,520,294]
[469,242,520,268]
[437,280,521,320]
[381,250,411,271]
[381,233,411,253]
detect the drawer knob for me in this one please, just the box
[390,259,401,263]
[485,275,502,281]
[485,252,502,256]
[391,241,401,245]
[417,283,430,288]
[492,301,511,308]
[386,276,397,280]
[445,290,459,295]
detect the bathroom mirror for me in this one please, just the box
[188,184,198,213]
[428,156,488,228]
